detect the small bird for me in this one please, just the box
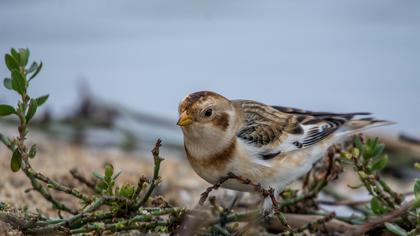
[177,91,392,213]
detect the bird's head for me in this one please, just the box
[177,91,237,143]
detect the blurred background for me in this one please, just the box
[1,0,420,140]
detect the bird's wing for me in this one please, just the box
[235,101,369,160]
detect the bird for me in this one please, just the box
[176,91,393,213]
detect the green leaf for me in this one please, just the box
[27,62,38,73]
[384,222,408,236]
[18,48,30,66]
[354,136,368,161]
[354,136,363,150]
[92,171,104,181]
[25,99,38,123]
[95,181,108,192]
[370,197,386,215]
[119,184,135,198]
[414,179,420,199]
[29,144,37,159]
[372,143,385,158]
[0,133,12,148]
[3,78,12,90]
[10,49,21,64]
[35,94,49,107]
[10,149,22,172]
[29,61,42,81]
[4,54,19,71]
[11,69,26,95]
[105,164,114,181]
[371,137,379,148]
[412,196,420,210]
[370,154,388,172]
[0,104,15,116]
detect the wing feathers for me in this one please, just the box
[235,101,392,161]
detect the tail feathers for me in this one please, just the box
[339,118,395,136]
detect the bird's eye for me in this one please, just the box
[204,109,213,117]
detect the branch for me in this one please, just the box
[70,168,96,190]
[348,200,416,236]
[134,139,163,209]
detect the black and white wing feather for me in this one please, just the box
[235,101,382,160]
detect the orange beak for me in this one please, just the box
[177,112,193,126]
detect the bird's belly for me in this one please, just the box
[189,160,259,192]
[187,140,330,193]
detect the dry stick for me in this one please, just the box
[25,197,108,234]
[348,199,415,236]
[198,172,293,232]
[30,169,92,203]
[199,175,232,206]
[70,168,96,189]
[70,207,185,234]
[134,139,164,209]
[317,199,369,206]
[134,176,148,200]
[279,212,336,235]
[213,210,357,234]
[318,190,414,207]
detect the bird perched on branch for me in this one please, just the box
[177,91,393,213]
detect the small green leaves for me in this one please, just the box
[355,137,388,174]
[354,136,364,151]
[26,99,38,123]
[3,78,12,89]
[4,54,19,71]
[4,48,30,71]
[94,164,117,195]
[4,49,44,97]
[11,149,22,172]
[0,133,12,148]
[384,222,408,236]
[119,184,135,198]
[10,49,20,65]
[414,179,420,199]
[27,62,38,74]
[18,48,29,66]
[105,164,114,182]
[370,154,388,172]
[371,143,385,158]
[340,151,352,160]
[0,104,15,116]
[35,94,49,107]
[29,61,42,81]
[29,144,37,159]
[11,69,26,95]
[370,197,388,215]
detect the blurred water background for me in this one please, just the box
[0,0,419,147]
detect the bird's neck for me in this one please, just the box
[184,132,235,160]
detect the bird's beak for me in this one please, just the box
[177,112,193,126]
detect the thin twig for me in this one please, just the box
[134,139,163,209]
[70,168,96,189]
